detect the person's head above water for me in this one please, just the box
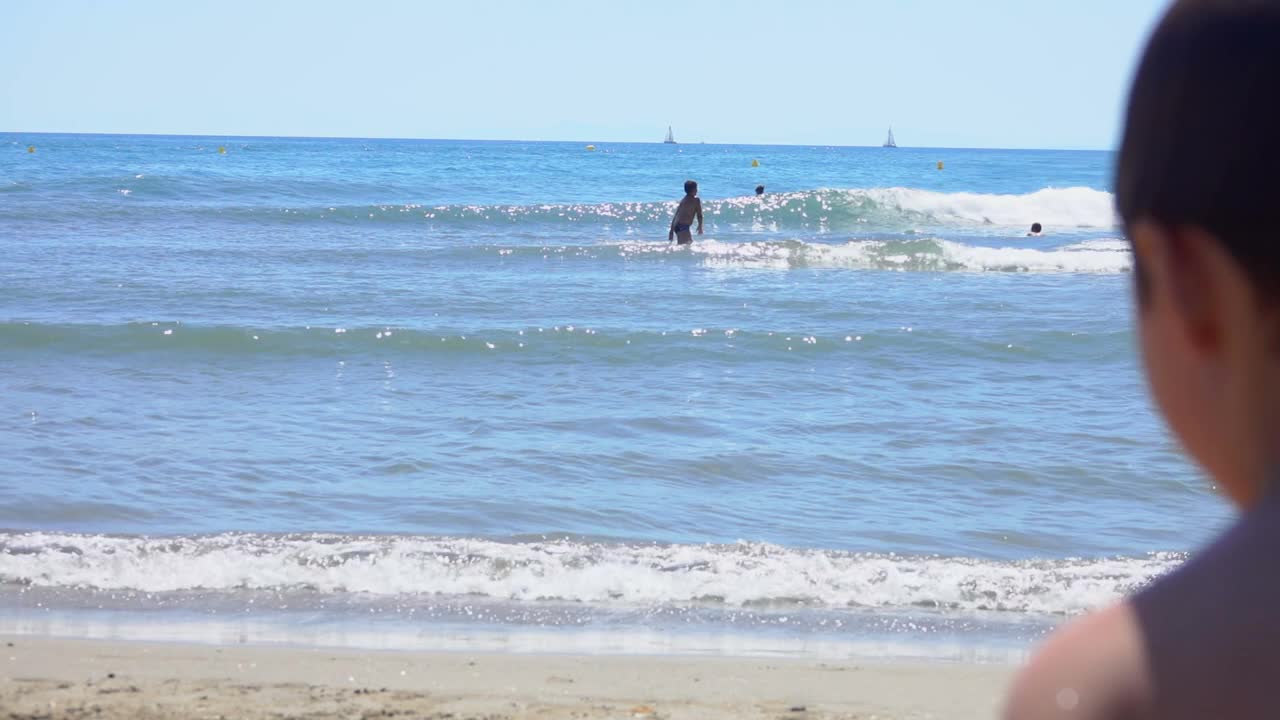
[755,185,765,196]
[684,180,698,196]
[1029,222,1042,235]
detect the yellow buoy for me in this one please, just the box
[585,144,596,151]
[937,160,944,170]
[218,146,227,154]
[27,145,35,153]
[751,159,760,168]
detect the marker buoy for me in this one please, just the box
[585,144,596,151]
[937,160,944,170]
[27,145,35,153]
[751,159,760,168]
[218,146,227,154]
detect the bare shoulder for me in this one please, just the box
[1003,602,1151,720]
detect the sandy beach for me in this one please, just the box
[0,635,1014,719]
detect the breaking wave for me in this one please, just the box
[0,532,1179,617]
[618,237,1131,272]
[10,185,1118,234]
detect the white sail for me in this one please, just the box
[883,127,897,148]
[664,126,676,144]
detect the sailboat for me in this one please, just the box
[664,126,677,144]
[883,126,898,148]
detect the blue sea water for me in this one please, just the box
[0,133,1232,659]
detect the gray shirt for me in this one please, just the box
[1132,481,1280,719]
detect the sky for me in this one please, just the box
[1,0,1169,149]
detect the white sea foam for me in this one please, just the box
[934,240,1132,273]
[0,533,1180,616]
[614,238,1132,273]
[857,187,1118,229]
[1060,238,1131,252]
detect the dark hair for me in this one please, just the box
[755,185,765,195]
[1116,0,1280,302]
[684,180,698,194]
[1031,222,1042,233]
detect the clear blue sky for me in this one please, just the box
[1,0,1168,149]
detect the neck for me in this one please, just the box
[1227,401,1280,510]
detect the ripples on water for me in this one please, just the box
[0,134,1230,652]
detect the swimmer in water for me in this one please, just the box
[668,179,703,245]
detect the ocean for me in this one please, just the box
[0,133,1231,661]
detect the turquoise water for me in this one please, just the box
[0,133,1230,657]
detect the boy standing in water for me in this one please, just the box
[668,180,703,245]
[1004,1,1280,718]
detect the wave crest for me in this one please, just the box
[0,532,1179,616]
[16,186,1117,234]
[304,187,1118,232]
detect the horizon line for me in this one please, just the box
[0,129,1113,154]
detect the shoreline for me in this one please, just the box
[0,603,1039,665]
[0,634,1016,719]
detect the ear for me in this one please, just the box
[1132,222,1226,356]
